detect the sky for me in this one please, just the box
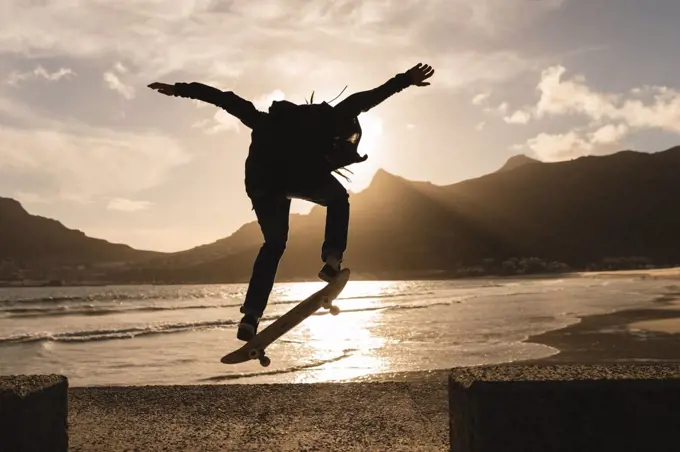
[2,0,680,252]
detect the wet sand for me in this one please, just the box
[523,280,680,364]
[524,308,680,364]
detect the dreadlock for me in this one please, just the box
[302,86,355,182]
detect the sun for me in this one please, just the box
[344,111,384,193]
[288,111,385,214]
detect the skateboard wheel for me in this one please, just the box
[259,356,271,367]
[330,305,340,316]
[321,296,331,309]
[248,349,259,359]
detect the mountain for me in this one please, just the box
[5,146,680,284]
[104,146,680,283]
[495,154,541,173]
[114,170,473,282]
[0,197,161,281]
[439,148,680,267]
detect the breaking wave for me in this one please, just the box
[1,290,439,319]
[0,300,456,345]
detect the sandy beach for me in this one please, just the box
[68,381,450,451]
[525,276,680,364]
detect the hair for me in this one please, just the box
[304,85,348,105]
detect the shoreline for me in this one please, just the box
[59,266,680,389]
[8,265,680,288]
[344,292,680,383]
[0,271,577,288]
[63,292,680,389]
[64,304,680,450]
[9,265,680,288]
[61,269,680,450]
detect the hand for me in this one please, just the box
[147,82,176,96]
[405,63,434,87]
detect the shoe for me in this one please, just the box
[318,255,342,282]
[237,313,260,342]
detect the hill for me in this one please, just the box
[495,154,541,173]
[5,147,680,284]
[0,197,161,281]
[104,147,680,283]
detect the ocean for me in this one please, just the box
[1,272,676,387]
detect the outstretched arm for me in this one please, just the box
[148,82,265,129]
[334,63,434,118]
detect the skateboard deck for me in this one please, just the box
[221,268,351,367]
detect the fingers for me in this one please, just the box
[407,63,434,87]
[419,64,435,78]
[411,63,433,72]
[409,63,435,78]
[148,82,175,96]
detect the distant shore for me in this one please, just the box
[4,265,679,288]
[0,273,573,288]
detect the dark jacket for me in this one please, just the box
[173,73,412,200]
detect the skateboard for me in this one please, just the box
[221,268,351,367]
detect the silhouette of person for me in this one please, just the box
[149,63,434,340]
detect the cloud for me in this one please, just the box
[503,65,680,132]
[472,92,490,105]
[114,62,128,74]
[190,89,286,135]
[476,121,486,131]
[14,191,49,204]
[503,109,531,124]
[103,71,135,99]
[524,131,595,162]
[253,89,286,111]
[489,64,680,160]
[494,102,508,114]
[426,51,531,90]
[516,124,631,162]
[453,0,565,36]
[5,65,75,85]
[533,66,618,120]
[590,123,629,145]
[107,198,153,212]
[0,123,191,202]
[0,0,556,90]
[192,109,241,134]
[472,93,514,117]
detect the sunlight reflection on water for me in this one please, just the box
[3,273,674,386]
[275,280,397,382]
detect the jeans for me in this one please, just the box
[241,174,349,317]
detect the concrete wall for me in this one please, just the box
[0,375,68,452]
[449,363,680,452]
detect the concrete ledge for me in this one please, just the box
[449,363,680,452]
[0,375,68,452]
